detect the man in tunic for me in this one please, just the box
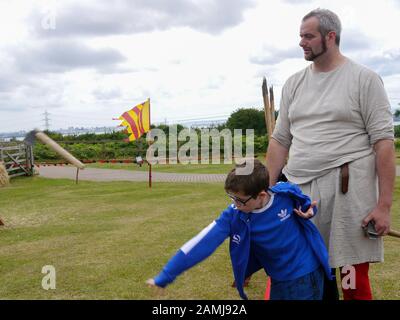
[266,8,395,300]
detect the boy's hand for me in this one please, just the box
[294,201,317,219]
[146,278,156,286]
[146,278,165,295]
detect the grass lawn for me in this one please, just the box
[0,177,266,299]
[0,176,399,299]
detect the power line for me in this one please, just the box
[154,114,230,124]
[42,110,50,131]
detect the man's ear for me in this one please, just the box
[327,31,336,44]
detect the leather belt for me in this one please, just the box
[340,163,349,194]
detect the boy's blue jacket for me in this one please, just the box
[154,182,331,299]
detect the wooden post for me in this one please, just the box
[262,77,273,139]
[25,144,34,176]
[149,162,152,188]
[269,85,276,134]
[34,131,85,169]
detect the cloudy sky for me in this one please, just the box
[1,0,400,133]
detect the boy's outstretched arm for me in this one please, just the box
[146,212,232,289]
[294,201,317,219]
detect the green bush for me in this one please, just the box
[395,125,400,138]
[33,144,60,161]
[33,127,270,161]
[395,139,400,151]
[254,135,268,153]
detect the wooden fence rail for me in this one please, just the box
[0,143,34,178]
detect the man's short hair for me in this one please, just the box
[224,159,269,198]
[303,8,342,46]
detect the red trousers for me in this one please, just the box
[339,262,372,300]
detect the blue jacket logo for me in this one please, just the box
[277,209,290,221]
[232,234,241,245]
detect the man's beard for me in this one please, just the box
[305,38,327,61]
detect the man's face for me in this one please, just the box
[299,17,327,61]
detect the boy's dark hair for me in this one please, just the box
[224,159,269,198]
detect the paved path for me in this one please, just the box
[38,165,400,183]
[37,166,226,183]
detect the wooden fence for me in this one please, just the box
[0,143,34,178]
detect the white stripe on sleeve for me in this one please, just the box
[180,221,217,255]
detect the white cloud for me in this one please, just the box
[30,0,256,37]
[13,40,127,74]
[1,0,400,133]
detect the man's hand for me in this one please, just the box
[368,139,395,236]
[362,205,391,236]
[294,201,317,219]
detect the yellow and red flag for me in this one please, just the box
[118,99,150,142]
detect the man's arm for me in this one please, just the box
[362,139,395,235]
[266,138,289,186]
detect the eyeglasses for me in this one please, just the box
[226,193,254,206]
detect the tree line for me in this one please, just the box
[33,108,270,161]
[32,107,400,161]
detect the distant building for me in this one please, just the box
[0,126,124,140]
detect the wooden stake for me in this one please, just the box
[75,168,80,184]
[262,77,273,139]
[388,229,400,238]
[149,163,152,188]
[34,131,85,169]
[269,85,276,134]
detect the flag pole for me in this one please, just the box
[148,98,152,188]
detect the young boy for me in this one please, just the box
[146,160,331,300]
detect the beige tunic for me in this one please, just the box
[273,58,394,184]
[299,154,383,268]
[272,58,394,267]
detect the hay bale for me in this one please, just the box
[33,166,40,176]
[0,161,10,187]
